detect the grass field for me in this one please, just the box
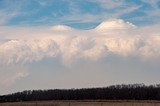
[0,100,160,106]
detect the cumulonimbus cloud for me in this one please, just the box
[0,19,160,87]
[0,19,160,65]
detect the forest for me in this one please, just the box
[0,84,160,102]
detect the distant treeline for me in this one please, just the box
[0,84,160,102]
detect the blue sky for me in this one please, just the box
[0,0,160,28]
[0,0,160,95]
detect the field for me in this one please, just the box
[0,100,160,106]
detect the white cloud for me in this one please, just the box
[0,9,18,25]
[95,19,135,30]
[0,0,26,25]
[0,39,59,65]
[90,0,125,9]
[0,18,160,90]
[0,19,160,65]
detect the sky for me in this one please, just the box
[0,0,160,95]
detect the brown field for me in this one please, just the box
[0,100,160,106]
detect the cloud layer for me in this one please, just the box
[0,19,160,88]
[0,19,160,65]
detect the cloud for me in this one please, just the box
[95,19,136,30]
[0,8,19,25]
[0,19,160,65]
[0,39,59,65]
[0,65,28,87]
[0,18,160,91]
[0,0,158,27]
[3,0,142,27]
[0,0,32,25]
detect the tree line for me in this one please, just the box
[0,84,160,102]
